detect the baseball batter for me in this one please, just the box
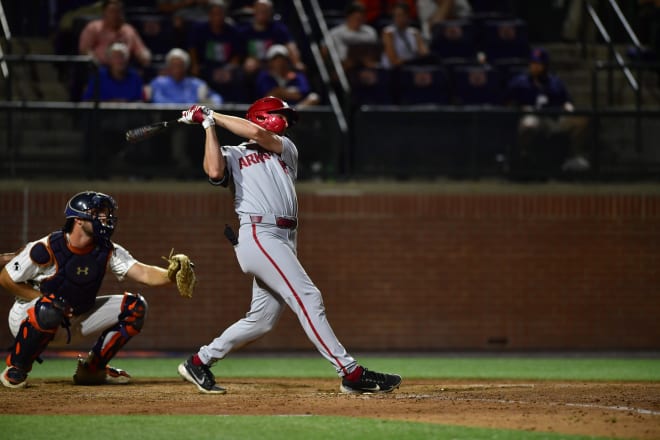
[176,98,402,394]
[0,191,195,389]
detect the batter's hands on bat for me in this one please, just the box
[178,105,215,129]
[162,249,197,299]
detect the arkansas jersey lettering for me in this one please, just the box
[239,151,271,169]
[239,151,289,173]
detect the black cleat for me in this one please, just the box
[340,366,402,394]
[177,356,226,394]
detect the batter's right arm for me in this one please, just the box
[203,120,226,183]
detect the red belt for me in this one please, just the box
[249,215,297,230]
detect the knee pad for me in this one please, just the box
[10,298,62,371]
[89,293,147,369]
[118,293,147,333]
[31,295,68,331]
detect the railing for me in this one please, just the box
[1,102,659,182]
[292,0,349,168]
[583,0,651,173]
[584,0,640,104]
[0,0,10,79]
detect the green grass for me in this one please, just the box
[28,354,660,382]
[4,354,658,440]
[0,415,616,440]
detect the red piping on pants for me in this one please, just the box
[251,224,348,375]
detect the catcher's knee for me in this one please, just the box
[119,293,147,332]
[30,295,69,331]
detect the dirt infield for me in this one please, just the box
[2,378,659,439]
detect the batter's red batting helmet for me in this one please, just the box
[246,96,298,135]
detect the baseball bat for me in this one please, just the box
[125,120,179,143]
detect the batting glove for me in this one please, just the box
[178,105,214,129]
[200,106,215,129]
[178,105,203,124]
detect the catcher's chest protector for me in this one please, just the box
[38,231,111,315]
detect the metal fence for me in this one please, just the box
[0,102,659,182]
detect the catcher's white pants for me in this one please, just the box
[198,223,358,377]
[8,295,133,347]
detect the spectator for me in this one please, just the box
[416,0,472,41]
[255,44,320,107]
[78,0,152,67]
[53,1,103,57]
[81,42,145,102]
[188,0,246,102]
[145,48,223,105]
[505,47,590,174]
[157,0,210,48]
[239,0,305,76]
[326,2,380,72]
[381,1,430,69]
[157,0,210,22]
[361,0,418,30]
[145,48,223,175]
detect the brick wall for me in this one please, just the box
[1,184,659,353]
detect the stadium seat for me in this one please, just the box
[349,66,393,105]
[451,64,502,106]
[479,18,529,63]
[429,19,477,64]
[396,65,450,105]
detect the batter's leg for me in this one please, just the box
[236,224,358,376]
[197,277,285,365]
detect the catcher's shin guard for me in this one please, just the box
[87,293,147,371]
[7,295,66,371]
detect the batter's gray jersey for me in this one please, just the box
[221,136,298,218]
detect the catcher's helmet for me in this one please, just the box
[64,191,118,243]
[246,96,298,135]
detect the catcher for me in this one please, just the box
[0,190,196,389]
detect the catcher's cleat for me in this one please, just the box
[178,356,226,394]
[340,366,402,394]
[105,365,132,384]
[73,358,131,385]
[1,366,28,389]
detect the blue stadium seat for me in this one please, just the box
[429,19,477,64]
[451,64,502,106]
[397,65,450,105]
[479,18,529,63]
[349,67,393,105]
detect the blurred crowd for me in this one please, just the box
[40,0,577,109]
[10,0,657,175]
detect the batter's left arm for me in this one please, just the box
[210,112,283,154]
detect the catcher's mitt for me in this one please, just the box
[163,249,196,299]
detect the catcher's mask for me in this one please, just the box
[246,96,298,135]
[64,191,118,244]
